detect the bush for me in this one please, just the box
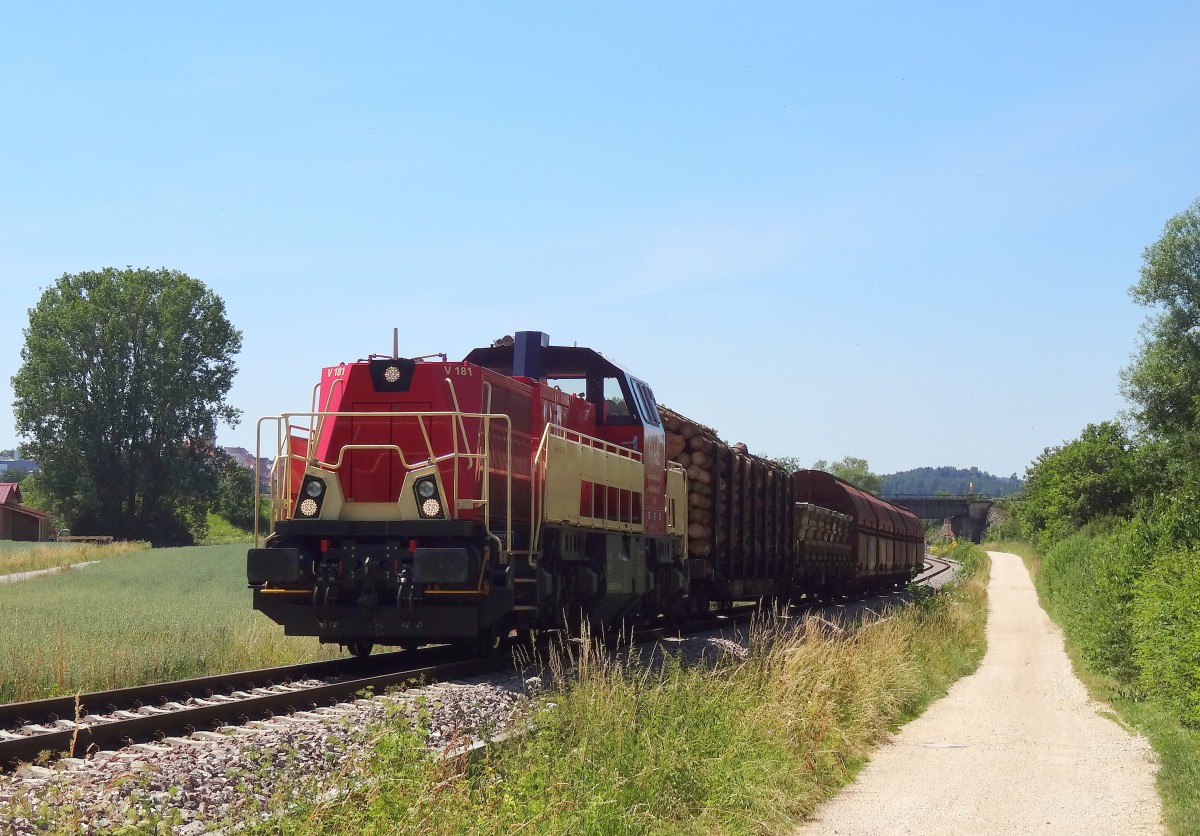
[1038,526,1147,683]
[984,514,1022,541]
[1132,549,1200,726]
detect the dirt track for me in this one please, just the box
[795,550,1163,835]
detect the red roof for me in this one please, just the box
[0,483,21,506]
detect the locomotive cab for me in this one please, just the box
[464,332,672,537]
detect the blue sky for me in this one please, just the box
[2,2,1198,478]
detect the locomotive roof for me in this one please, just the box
[463,343,629,380]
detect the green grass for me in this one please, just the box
[198,511,254,545]
[249,550,990,835]
[0,539,150,575]
[0,544,339,703]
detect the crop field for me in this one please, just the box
[0,544,339,704]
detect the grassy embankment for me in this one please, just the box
[0,540,149,576]
[249,542,989,836]
[988,539,1200,836]
[197,511,256,545]
[0,544,339,704]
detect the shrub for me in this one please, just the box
[1132,549,1200,726]
[1038,526,1147,683]
[984,514,1022,541]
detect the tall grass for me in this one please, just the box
[255,551,989,835]
[0,545,338,703]
[0,540,149,576]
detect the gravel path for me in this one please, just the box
[796,550,1163,835]
[0,561,99,585]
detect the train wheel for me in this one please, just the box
[512,626,538,652]
[346,642,374,658]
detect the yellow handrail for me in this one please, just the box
[529,423,646,553]
[253,409,514,554]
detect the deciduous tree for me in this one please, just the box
[1016,421,1142,548]
[1121,196,1200,464]
[213,451,259,532]
[12,268,242,545]
[812,456,883,494]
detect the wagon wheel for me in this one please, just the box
[346,642,374,658]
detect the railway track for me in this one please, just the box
[0,559,951,771]
[0,649,506,770]
[915,555,956,587]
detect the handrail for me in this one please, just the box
[529,423,645,554]
[315,443,458,473]
[308,376,346,463]
[253,409,514,554]
[444,377,473,513]
[480,381,508,562]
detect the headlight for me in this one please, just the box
[383,365,402,384]
[415,476,443,518]
[297,475,328,518]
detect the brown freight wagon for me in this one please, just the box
[792,469,925,589]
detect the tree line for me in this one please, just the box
[773,457,1020,499]
[879,466,1022,497]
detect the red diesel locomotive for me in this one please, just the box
[247,331,924,655]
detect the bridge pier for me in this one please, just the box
[948,508,989,543]
[888,496,994,544]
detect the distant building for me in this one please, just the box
[0,483,51,541]
[0,458,39,477]
[221,446,273,489]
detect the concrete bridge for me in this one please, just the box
[883,495,994,543]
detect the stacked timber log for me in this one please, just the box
[794,503,853,587]
[658,405,796,597]
[660,407,722,560]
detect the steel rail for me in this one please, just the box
[0,651,424,732]
[915,556,956,586]
[0,654,506,769]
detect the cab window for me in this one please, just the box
[547,375,587,399]
[602,376,635,424]
[631,380,661,427]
